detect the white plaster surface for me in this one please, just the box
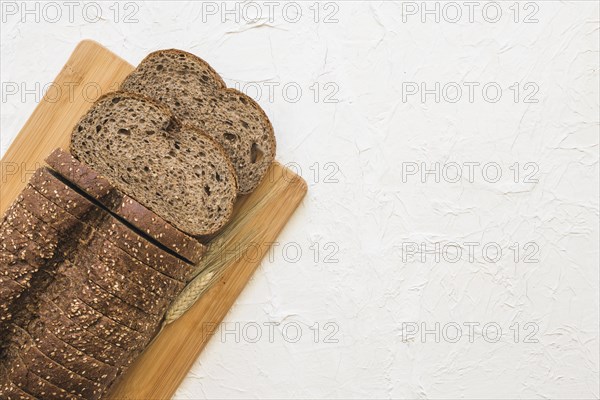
[1,1,599,399]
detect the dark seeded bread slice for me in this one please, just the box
[10,190,169,316]
[0,278,24,323]
[120,49,276,194]
[0,223,48,308]
[50,263,160,335]
[0,249,33,288]
[73,247,166,316]
[9,325,103,399]
[82,241,171,316]
[46,148,206,263]
[70,92,238,236]
[3,350,77,400]
[0,365,36,399]
[13,318,117,385]
[14,298,130,368]
[0,277,25,324]
[29,167,194,281]
[1,200,68,337]
[18,185,185,293]
[15,185,83,236]
[26,269,150,351]
[1,222,53,271]
[96,238,183,298]
[101,218,190,282]
[3,203,58,254]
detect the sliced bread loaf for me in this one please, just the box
[9,196,170,317]
[1,223,48,304]
[46,148,206,263]
[18,184,185,292]
[50,263,160,335]
[10,190,169,316]
[12,318,117,384]
[39,271,151,351]
[0,227,35,289]
[28,167,195,281]
[95,238,184,299]
[70,92,238,236]
[76,245,168,316]
[0,364,36,399]
[120,49,276,194]
[2,350,77,400]
[9,325,103,398]
[3,203,58,254]
[71,248,167,317]
[14,298,129,368]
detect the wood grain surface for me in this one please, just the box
[0,40,307,399]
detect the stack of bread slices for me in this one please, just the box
[0,50,276,399]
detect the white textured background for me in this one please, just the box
[1,1,599,399]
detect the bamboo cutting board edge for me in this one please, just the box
[0,40,308,399]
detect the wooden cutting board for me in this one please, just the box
[0,40,307,399]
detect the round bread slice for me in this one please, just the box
[120,49,276,194]
[70,92,237,236]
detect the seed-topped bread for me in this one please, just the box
[1,219,54,321]
[3,350,77,399]
[37,270,152,352]
[11,316,118,384]
[120,49,276,195]
[11,187,170,316]
[69,92,237,236]
[50,264,160,335]
[15,298,130,367]
[0,363,36,399]
[28,167,195,281]
[46,148,206,263]
[9,325,104,398]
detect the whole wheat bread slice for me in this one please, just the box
[68,249,167,318]
[76,243,169,316]
[3,203,58,254]
[46,148,206,263]
[49,263,160,335]
[120,49,276,194]
[1,221,52,322]
[70,92,237,236]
